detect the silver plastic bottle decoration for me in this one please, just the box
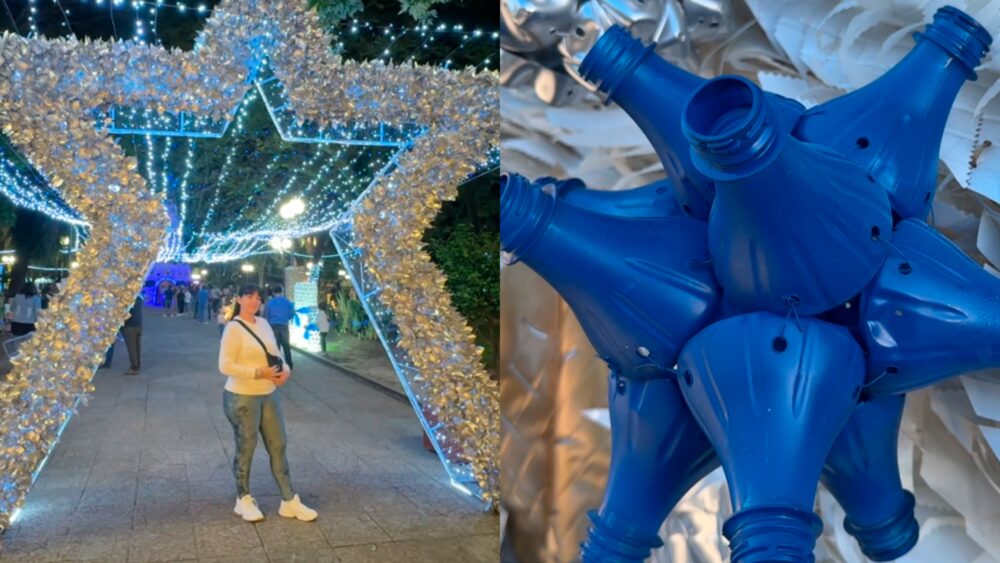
[501,0,734,105]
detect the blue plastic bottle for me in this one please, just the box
[794,6,991,221]
[822,394,918,561]
[500,172,721,378]
[682,75,893,315]
[580,375,719,562]
[678,312,865,562]
[531,176,683,218]
[581,6,990,223]
[860,218,1000,395]
[501,173,724,560]
[578,26,715,219]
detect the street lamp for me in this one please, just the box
[70,261,79,269]
[270,236,293,252]
[200,269,208,276]
[240,263,254,283]
[278,197,306,220]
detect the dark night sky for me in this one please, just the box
[0,0,497,49]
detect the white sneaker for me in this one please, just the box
[278,494,318,522]
[234,495,264,522]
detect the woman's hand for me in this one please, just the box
[256,365,279,380]
[271,370,291,387]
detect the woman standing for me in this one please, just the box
[10,282,42,336]
[218,284,317,523]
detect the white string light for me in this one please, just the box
[0,17,496,266]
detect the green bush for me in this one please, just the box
[426,223,499,371]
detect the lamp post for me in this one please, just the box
[59,235,70,272]
[240,263,254,284]
[277,197,305,269]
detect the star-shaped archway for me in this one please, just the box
[0,0,498,526]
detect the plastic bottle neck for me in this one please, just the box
[579,25,703,107]
[916,5,992,81]
[723,506,822,563]
[682,76,784,176]
[499,174,556,261]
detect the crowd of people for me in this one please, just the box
[156,282,333,364]
[0,278,336,378]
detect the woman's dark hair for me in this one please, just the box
[231,284,261,318]
[17,282,38,297]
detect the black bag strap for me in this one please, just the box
[233,319,272,358]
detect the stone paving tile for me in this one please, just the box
[78,488,138,512]
[253,513,328,546]
[192,522,266,559]
[0,535,52,561]
[266,546,340,563]
[132,502,194,530]
[197,556,268,563]
[128,521,197,562]
[67,506,136,536]
[368,509,500,542]
[461,533,502,563]
[397,482,489,516]
[333,535,498,563]
[183,500,238,526]
[315,512,391,547]
[46,530,131,561]
[7,311,498,561]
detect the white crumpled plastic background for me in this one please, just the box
[501,1,1000,561]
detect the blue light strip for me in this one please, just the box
[254,71,409,148]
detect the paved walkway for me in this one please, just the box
[0,309,497,562]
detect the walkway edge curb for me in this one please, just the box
[293,345,408,404]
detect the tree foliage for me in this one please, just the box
[424,173,500,372]
[310,0,451,26]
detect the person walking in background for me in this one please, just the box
[10,282,42,336]
[198,285,210,324]
[99,329,121,369]
[265,286,295,369]
[192,285,202,322]
[123,294,143,375]
[163,284,175,317]
[217,297,232,337]
[40,283,55,310]
[259,290,269,319]
[177,285,189,316]
[315,305,330,355]
[218,284,317,523]
[2,295,12,334]
[210,285,221,319]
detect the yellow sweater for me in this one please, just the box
[218,317,280,395]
